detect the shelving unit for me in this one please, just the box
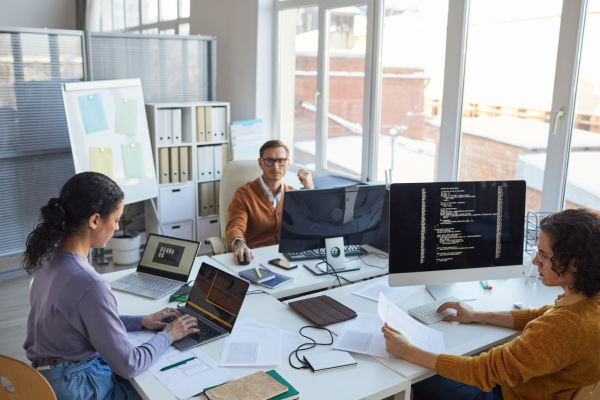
[144,101,231,254]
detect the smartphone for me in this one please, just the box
[268,258,298,270]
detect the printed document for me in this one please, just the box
[378,292,445,353]
[233,317,302,353]
[148,347,236,400]
[219,325,281,367]
[332,312,389,358]
[353,277,424,303]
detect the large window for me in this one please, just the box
[101,0,190,35]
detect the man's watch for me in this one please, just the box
[233,238,245,248]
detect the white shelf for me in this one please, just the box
[157,143,194,148]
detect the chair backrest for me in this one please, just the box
[573,383,600,400]
[219,160,263,246]
[0,355,56,400]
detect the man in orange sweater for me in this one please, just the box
[383,208,600,400]
[225,140,314,265]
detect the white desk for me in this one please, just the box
[105,256,410,400]
[285,277,563,384]
[211,244,389,299]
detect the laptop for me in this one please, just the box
[110,234,200,299]
[162,262,250,351]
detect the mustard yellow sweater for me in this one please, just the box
[435,293,600,400]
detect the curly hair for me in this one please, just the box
[21,172,124,274]
[540,208,600,297]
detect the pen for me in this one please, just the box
[255,266,262,278]
[160,356,196,371]
[485,280,492,290]
[479,280,488,290]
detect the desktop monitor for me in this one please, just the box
[389,180,526,287]
[279,184,387,269]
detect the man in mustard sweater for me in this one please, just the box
[226,140,314,265]
[383,208,600,400]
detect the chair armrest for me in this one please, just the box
[206,237,226,255]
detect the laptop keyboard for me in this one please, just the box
[162,309,223,343]
[117,274,181,293]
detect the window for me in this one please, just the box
[160,0,177,21]
[142,0,158,24]
[178,23,190,36]
[376,1,449,183]
[102,0,190,35]
[125,0,140,28]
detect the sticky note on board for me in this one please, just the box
[77,93,109,134]
[89,147,113,179]
[115,98,138,136]
[121,142,145,180]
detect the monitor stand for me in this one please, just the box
[325,237,347,272]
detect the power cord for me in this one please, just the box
[288,326,334,370]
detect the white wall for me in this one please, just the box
[0,0,77,30]
[190,0,276,139]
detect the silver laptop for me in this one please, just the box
[110,234,200,299]
[163,262,250,351]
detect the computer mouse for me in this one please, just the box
[238,254,250,265]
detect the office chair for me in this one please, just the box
[0,355,56,400]
[206,160,262,255]
[573,383,600,400]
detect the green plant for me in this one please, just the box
[115,204,144,238]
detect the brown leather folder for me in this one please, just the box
[288,295,357,326]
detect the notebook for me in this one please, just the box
[239,268,276,284]
[205,370,298,400]
[204,370,288,400]
[255,266,294,289]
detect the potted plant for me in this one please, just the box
[109,204,144,265]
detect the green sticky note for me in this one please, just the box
[89,147,113,179]
[115,98,138,136]
[121,142,145,180]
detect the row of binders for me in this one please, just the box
[197,144,228,183]
[196,106,227,142]
[158,147,190,184]
[156,109,183,146]
[199,181,220,217]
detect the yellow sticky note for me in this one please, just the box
[89,147,114,179]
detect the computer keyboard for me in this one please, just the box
[162,309,222,342]
[284,245,368,261]
[408,296,472,325]
[116,274,181,293]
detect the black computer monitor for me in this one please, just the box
[279,185,387,263]
[388,180,526,287]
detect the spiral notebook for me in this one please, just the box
[238,268,276,284]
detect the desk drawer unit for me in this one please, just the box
[159,185,194,224]
[197,217,220,247]
[163,221,193,241]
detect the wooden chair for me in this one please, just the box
[573,383,600,400]
[0,355,56,400]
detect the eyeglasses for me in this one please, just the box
[533,246,551,262]
[261,158,288,167]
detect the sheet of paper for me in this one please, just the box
[331,312,389,358]
[378,292,445,354]
[77,93,109,134]
[352,277,424,303]
[219,325,281,367]
[233,317,302,353]
[148,347,236,400]
[121,142,146,180]
[115,98,138,136]
[89,147,113,178]
[126,329,157,346]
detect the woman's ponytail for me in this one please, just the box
[21,173,124,274]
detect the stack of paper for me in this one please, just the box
[352,277,424,303]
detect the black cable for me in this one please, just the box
[288,326,334,370]
[318,238,344,288]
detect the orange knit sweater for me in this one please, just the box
[435,293,600,400]
[225,178,296,252]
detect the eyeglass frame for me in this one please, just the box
[260,157,289,167]
[533,246,551,262]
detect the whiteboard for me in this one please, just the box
[62,79,158,205]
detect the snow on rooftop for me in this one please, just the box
[516,152,600,209]
[428,116,600,150]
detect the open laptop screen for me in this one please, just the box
[137,234,200,282]
[186,263,249,333]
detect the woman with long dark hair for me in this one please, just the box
[23,172,199,399]
[383,208,600,400]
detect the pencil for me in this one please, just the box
[255,266,262,278]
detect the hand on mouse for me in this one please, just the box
[233,241,254,265]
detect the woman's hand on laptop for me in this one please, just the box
[163,314,200,342]
[142,307,182,330]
